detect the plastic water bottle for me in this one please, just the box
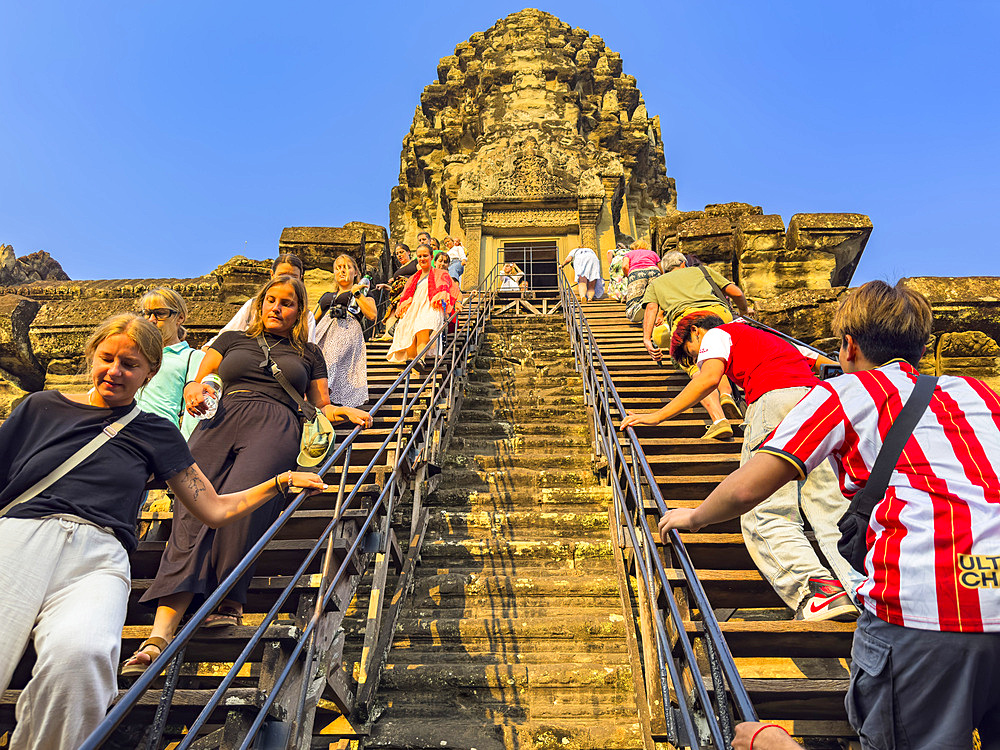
[349,276,372,316]
[194,375,221,421]
[196,391,219,421]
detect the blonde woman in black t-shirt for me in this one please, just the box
[129,276,372,676]
[0,313,327,750]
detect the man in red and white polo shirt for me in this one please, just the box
[622,310,862,621]
[660,281,1000,748]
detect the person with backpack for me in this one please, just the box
[658,281,1000,748]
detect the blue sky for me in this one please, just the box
[2,1,998,284]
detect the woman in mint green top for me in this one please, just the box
[136,288,204,439]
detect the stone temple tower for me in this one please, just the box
[389,9,675,288]
[390,8,874,302]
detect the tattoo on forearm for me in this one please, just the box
[180,467,207,503]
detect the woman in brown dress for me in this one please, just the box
[125,276,372,675]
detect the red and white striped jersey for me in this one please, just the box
[760,360,1000,632]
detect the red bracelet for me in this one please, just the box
[750,724,790,750]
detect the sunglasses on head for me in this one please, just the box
[140,308,178,321]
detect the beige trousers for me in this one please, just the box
[739,387,864,609]
[0,516,130,750]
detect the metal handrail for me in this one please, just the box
[558,277,756,748]
[81,264,502,749]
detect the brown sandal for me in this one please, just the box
[202,605,243,629]
[120,636,168,677]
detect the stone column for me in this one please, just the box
[597,176,621,252]
[457,201,483,290]
[577,195,603,255]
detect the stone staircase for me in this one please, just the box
[579,299,856,747]
[365,315,644,750]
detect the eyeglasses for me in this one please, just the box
[140,308,178,321]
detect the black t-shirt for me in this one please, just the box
[391,259,418,279]
[213,331,326,412]
[0,391,195,551]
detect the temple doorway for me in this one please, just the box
[501,240,558,290]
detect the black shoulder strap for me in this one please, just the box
[851,374,937,519]
[255,335,317,420]
[697,265,734,313]
[315,291,335,319]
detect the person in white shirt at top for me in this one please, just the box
[444,236,468,285]
[203,253,315,349]
[560,246,604,301]
[498,262,525,292]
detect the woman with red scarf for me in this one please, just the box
[386,243,456,367]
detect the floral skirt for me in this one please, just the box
[624,267,662,322]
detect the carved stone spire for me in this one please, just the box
[389,9,676,249]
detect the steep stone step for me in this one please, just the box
[457,403,587,421]
[444,451,595,472]
[463,380,583,396]
[366,718,643,750]
[452,421,590,438]
[376,664,638,725]
[465,370,579,385]
[418,537,614,571]
[478,343,576,358]
[470,363,578,378]
[461,392,587,408]
[436,466,604,491]
[448,433,592,452]
[406,571,621,608]
[380,649,630,667]
[383,614,628,648]
[428,510,609,536]
[428,485,614,510]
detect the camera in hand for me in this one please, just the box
[820,363,844,380]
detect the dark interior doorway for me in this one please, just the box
[501,240,558,289]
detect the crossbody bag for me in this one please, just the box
[255,335,335,471]
[837,374,938,573]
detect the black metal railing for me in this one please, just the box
[81,266,503,749]
[558,277,757,749]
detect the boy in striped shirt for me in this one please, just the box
[660,280,1000,748]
